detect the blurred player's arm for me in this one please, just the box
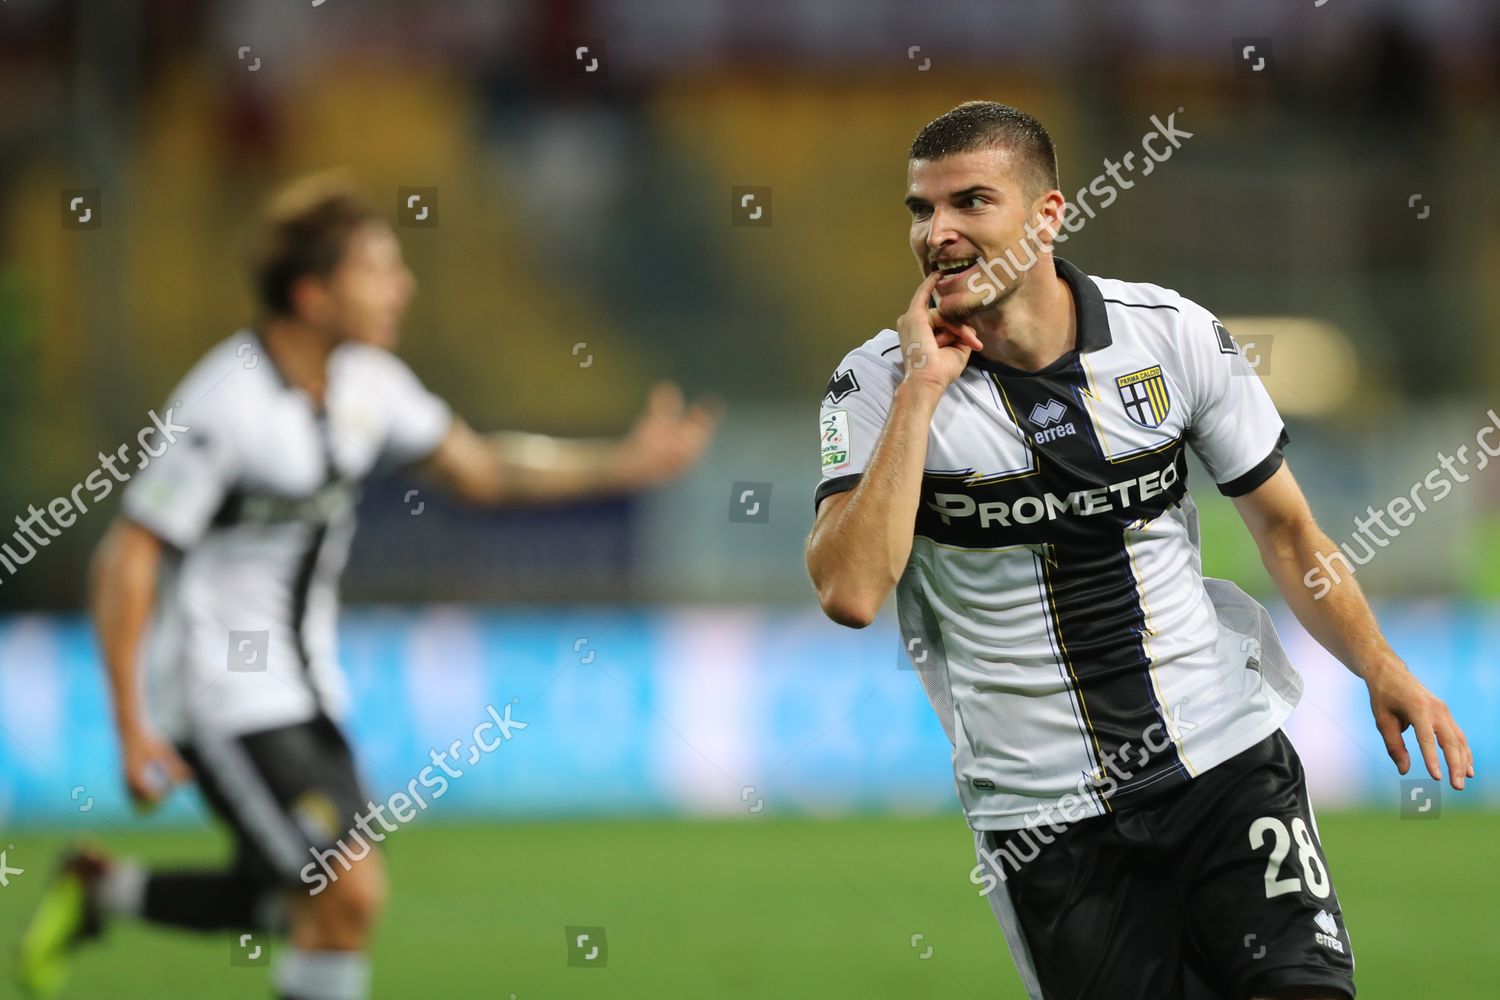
[1232,464,1474,790]
[420,381,718,504]
[89,519,192,804]
[807,273,980,628]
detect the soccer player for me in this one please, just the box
[806,102,1472,1000]
[18,174,718,1000]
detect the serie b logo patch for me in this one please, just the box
[1116,365,1171,429]
[822,409,851,471]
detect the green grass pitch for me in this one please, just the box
[3,812,1497,997]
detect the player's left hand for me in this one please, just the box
[612,381,721,489]
[1365,659,1473,790]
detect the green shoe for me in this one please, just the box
[16,852,105,998]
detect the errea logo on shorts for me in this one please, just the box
[1028,398,1077,445]
[1313,909,1344,954]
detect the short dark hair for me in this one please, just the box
[908,102,1059,197]
[249,172,382,317]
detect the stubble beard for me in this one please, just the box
[938,273,1020,327]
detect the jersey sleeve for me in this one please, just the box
[815,335,901,510]
[122,404,238,549]
[1178,304,1289,496]
[376,353,453,468]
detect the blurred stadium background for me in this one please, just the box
[2,1,1499,996]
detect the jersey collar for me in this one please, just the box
[1056,255,1112,354]
[963,255,1112,376]
[247,328,292,389]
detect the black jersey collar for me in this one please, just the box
[963,255,1112,376]
[1056,255,1112,353]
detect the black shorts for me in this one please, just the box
[978,730,1355,1000]
[177,714,369,890]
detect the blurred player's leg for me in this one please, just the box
[133,868,269,928]
[90,765,287,932]
[277,852,385,1000]
[185,716,383,1000]
[18,715,380,999]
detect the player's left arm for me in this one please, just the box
[1232,463,1474,790]
[420,381,720,504]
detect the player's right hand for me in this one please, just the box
[122,729,193,808]
[896,271,983,392]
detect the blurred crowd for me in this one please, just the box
[1,0,1498,607]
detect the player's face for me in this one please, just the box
[324,222,416,349]
[905,148,1049,322]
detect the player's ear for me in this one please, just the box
[290,273,333,326]
[1032,189,1065,251]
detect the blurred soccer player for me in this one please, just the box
[17,174,717,1000]
[807,102,1472,1000]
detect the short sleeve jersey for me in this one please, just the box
[816,258,1303,830]
[124,331,452,739]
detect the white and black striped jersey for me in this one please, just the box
[816,258,1304,831]
[124,330,451,740]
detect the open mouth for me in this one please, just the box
[932,256,978,282]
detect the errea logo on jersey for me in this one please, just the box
[1028,398,1077,445]
[1313,909,1344,954]
[1030,399,1065,426]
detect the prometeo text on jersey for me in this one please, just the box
[927,456,1181,529]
